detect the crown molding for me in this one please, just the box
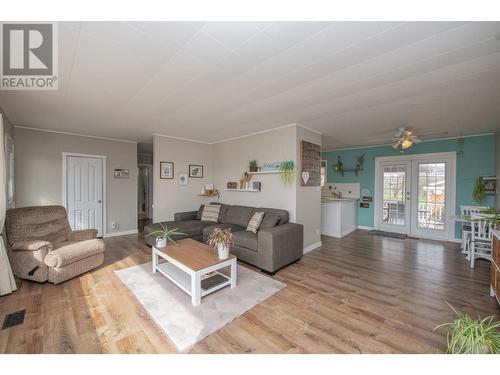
[15,125,138,144]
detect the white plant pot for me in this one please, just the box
[217,244,229,260]
[156,237,167,248]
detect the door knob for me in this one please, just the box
[98,200,102,203]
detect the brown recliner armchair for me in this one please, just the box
[4,205,105,284]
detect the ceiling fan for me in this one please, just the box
[391,128,422,150]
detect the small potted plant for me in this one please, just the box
[146,223,186,247]
[434,303,500,354]
[207,227,234,259]
[249,160,258,172]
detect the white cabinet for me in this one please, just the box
[321,199,357,238]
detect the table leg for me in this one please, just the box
[152,248,157,273]
[191,272,201,306]
[231,259,237,289]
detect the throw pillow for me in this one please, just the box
[260,213,281,229]
[196,204,204,220]
[246,212,265,233]
[201,204,221,223]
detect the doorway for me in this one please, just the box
[63,153,105,237]
[374,152,456,241]
[138,164,152,231]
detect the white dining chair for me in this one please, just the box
[460,205,488,256]
[469,213,494,269]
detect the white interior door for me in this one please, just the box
[375,152,456,241]
[66,156,103,237]
[378,161,412,235]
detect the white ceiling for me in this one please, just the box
[1,21,500,150]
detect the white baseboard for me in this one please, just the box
[103,229,138,238]
[357,225,374,231]
[303,241,322,254]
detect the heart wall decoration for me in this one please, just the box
[301,171,310,185]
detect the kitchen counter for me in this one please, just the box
[321,198,357,238]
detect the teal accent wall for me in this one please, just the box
[322,135,496,239]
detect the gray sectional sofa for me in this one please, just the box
[144,203,303,274]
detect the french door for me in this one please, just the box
[375,152,456,241]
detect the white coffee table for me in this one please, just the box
[152,238,237,306]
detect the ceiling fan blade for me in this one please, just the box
[394,128,405,138]
[412,137,422,144]
[392,141,401,149]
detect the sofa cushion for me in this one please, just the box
[233,231,258,251]
[202,223,245,238]
[222,205,255,227]
[215,203,230,223]
[201,204,221,222]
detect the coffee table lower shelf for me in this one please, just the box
[152,246,237,306]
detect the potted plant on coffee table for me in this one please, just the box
[146,223,186,247]
[207,227,234,260]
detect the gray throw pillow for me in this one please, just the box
[196,205,204,220]
[260,213,280,229]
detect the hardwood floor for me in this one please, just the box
[0,230,498,353]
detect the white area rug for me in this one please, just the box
[115,263,285,352]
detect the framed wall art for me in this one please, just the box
[160,161,174,179]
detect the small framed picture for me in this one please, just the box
[178,173,188,185]
[253,181,261,191]
[189,164,203,178]
[160,162,174,179]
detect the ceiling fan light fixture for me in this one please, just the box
[401,139,413,149]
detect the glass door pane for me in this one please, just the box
[382,165,407,226]
[417,162,446,231]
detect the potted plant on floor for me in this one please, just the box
[434,303,500,353]
[146,223,186,247]
[207,227,234,260]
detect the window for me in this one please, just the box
[320,160,326,188]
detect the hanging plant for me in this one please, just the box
[356,154,365,169]
[333,155,343,173]
[279,160,295,186]
[473,177,486,203]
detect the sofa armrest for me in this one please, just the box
[11,240,53,252]
[68,229,98,241]
[44,239,104,268]
[257,223,303,273]
[174,210,198,221]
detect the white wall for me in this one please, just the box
[153,135,213,222]
[213,126,297,220]
[153,125,322,252]
[14,128,138,235]
[296,126,322,250]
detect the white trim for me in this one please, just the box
[103,229,139,238]
[155,123,323,146]
[303,241,322,254]
[152,133,211,145]
[15,125,137,144]
[357,225,374,231]
[62,152,107,237]
[373,151,457,242]
[322,133,494,152]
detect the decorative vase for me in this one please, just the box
[156,237,167,248]
[217,244,229,260]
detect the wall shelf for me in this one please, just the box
[224,188,260,192]
[247,170,280,175]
